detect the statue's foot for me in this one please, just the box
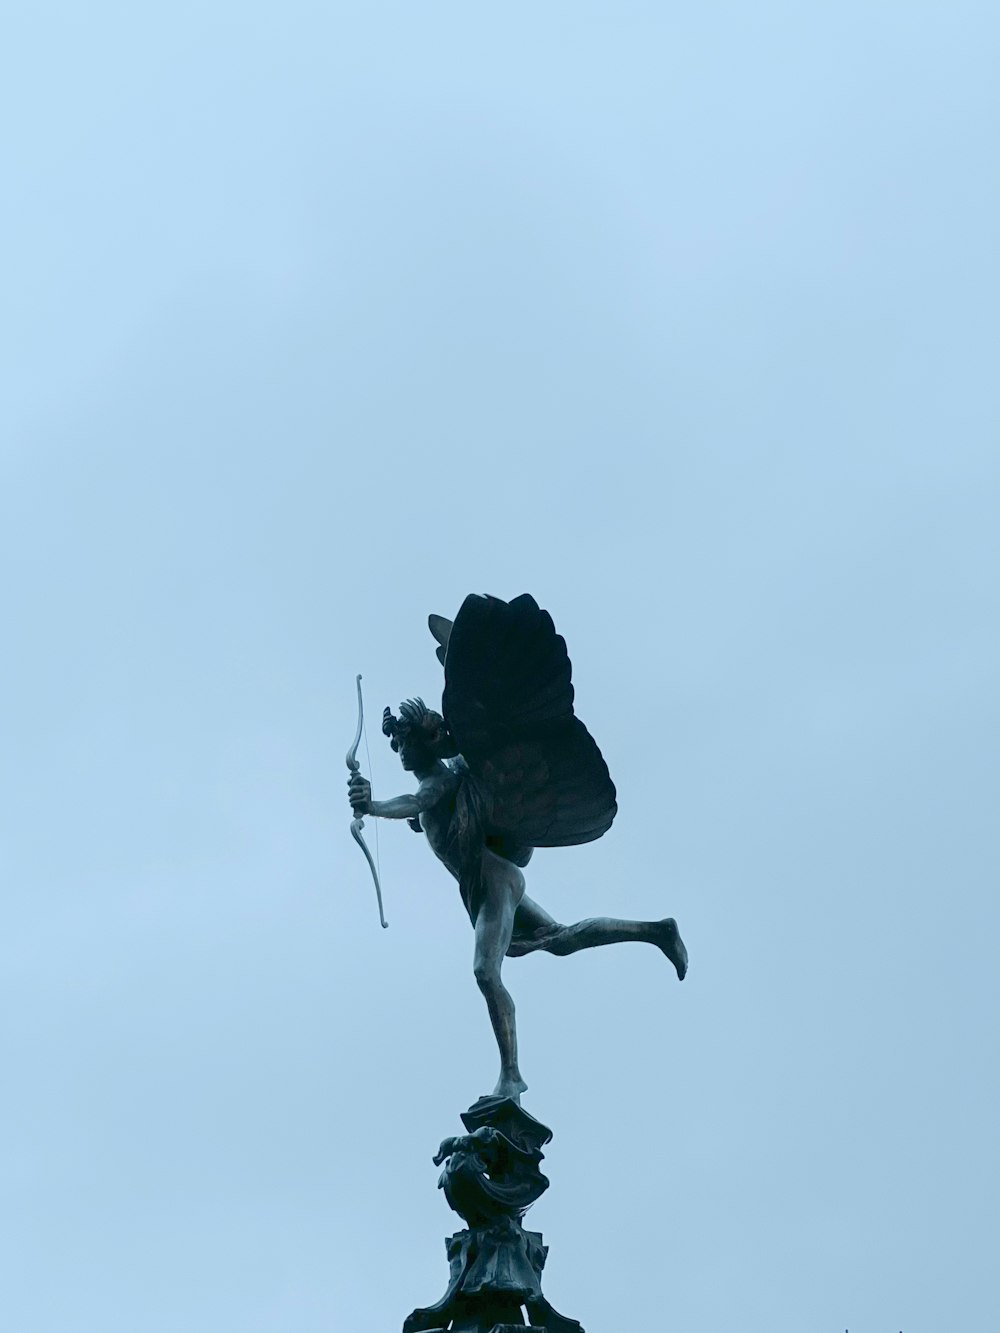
[493,1069,528,1102]
[654,917,688,980]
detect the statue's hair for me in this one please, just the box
[382,698,458,758]
[399,697,429,728]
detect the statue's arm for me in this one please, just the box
[369,793,425,819]
[349,771,449,820]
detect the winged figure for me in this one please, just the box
[348,593,687,1101]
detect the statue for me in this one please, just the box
[347,592,687,1103]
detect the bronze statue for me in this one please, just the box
[348,593,687,1102]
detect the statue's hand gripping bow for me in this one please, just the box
[346,674,388,929]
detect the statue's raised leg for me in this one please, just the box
[507,898,688,979]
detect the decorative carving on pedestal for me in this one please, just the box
[403,1097,583,1333]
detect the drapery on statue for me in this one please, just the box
[348,593,688,1102]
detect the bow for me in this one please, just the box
[346,673,388,928]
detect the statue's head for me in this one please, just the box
[382,698,458,770]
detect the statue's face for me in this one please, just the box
[392,709,453,770]
[396,733,420,771]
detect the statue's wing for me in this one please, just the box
[476,724,618,848]
[441,594,617,849]
[428,613,453,667]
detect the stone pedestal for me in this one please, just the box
[403,1097,583,1333]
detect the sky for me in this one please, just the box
[2,3,999,1331]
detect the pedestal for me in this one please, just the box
[403,1097,583,1333]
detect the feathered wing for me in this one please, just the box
[438,594,617,865]
[428,614,453,666]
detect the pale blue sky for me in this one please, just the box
[3,4,998,1331]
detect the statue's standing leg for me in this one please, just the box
[473,860,528,1101]
[509,895,688,980]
